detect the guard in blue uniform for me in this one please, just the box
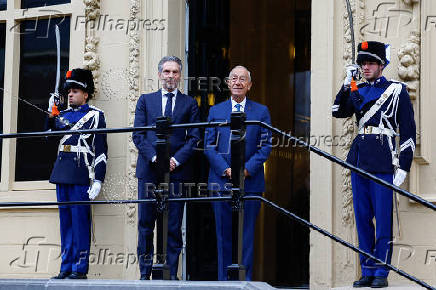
[49,69,108,280]
[332,41,416,288]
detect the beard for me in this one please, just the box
[161,79,179,91]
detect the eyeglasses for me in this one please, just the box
[229,75,249,83]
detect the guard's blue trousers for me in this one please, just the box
[56,184,91,274]
[137,180,185,279]
[351,172,393,278]
[213,193,261,281]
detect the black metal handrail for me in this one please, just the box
[0,118,434,288]
[248,120,436,212]
[0,194,432,289]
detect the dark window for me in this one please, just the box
[0,0,6,10]
[21,0,70,9]
[0,23,5,180]
[15,17,70,181]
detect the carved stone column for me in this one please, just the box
[341,0,365,277]
[83,0,101,94]
[126,0,141,225]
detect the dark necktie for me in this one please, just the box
[164,92,174,118]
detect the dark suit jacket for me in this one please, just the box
[204,99,272,193]
[133,90,200,182]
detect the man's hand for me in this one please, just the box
[244,169,250,177]
[393,169,407,187]
[224,168,232,179]
[88,180,102,200]
[344,64,360,87]
[170,158,177,172]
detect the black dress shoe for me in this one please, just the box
[51,272,71,279]
[353,276,374,287]
[371,277,388,288]
[66,272,87,279]
[170,275,179,280]
[140,275,150,280]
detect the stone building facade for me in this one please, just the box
[0,0,434,288]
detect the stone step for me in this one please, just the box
[0,279,277,290]
[333,284,426,290]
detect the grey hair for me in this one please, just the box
[228,65,251,81]
[158,56,183,73]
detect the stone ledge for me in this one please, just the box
[0,279,277,290]
[333,284,426,290]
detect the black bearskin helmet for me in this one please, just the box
[63,68,95,100]
[356,41,388,66]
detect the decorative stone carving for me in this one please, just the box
[83,0,101,94]
[341,0,357,228]
[84,36,100,72]
[84,0,100,20]
[341,0,366,274]
[402,0,419,5]
[398,31,420,100]
[126,0,141,224]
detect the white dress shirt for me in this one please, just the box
[161,88,178,116]
[152,88,180,166]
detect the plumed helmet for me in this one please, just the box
[356,41,389,66]
[63,68,95,97]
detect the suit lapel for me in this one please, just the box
[155,89,163,116]
[244,99,253,120]
[172,91,184,122]
[226,99,233,120]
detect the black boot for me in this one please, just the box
[371,276,388,288]
[66,272,87,279]
[353,276,374,287]
[51,272,71,279]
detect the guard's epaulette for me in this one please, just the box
[89,105,104,113]
[61,107,73,113]
[389,79,408,86]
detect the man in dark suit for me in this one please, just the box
[204,65,272,281]
[133,56,200,280]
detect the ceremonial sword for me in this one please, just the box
[18,24,71,127]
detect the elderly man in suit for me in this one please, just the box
[133,56,200,280]
[204,65,272,281]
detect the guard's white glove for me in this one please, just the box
[88,180,102,200]
[48,94,55,113]
[393,169,407,187]
[344,64,360,87]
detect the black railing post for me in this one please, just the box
[227,111,246,281]
[152,116,171,280]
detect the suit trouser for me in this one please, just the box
[213,192,261,281]
[351,172,393,278]
[56,184,91,274]
[137,179,184,278]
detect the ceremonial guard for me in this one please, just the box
[49,68,108,279]
[332,41,416,288]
